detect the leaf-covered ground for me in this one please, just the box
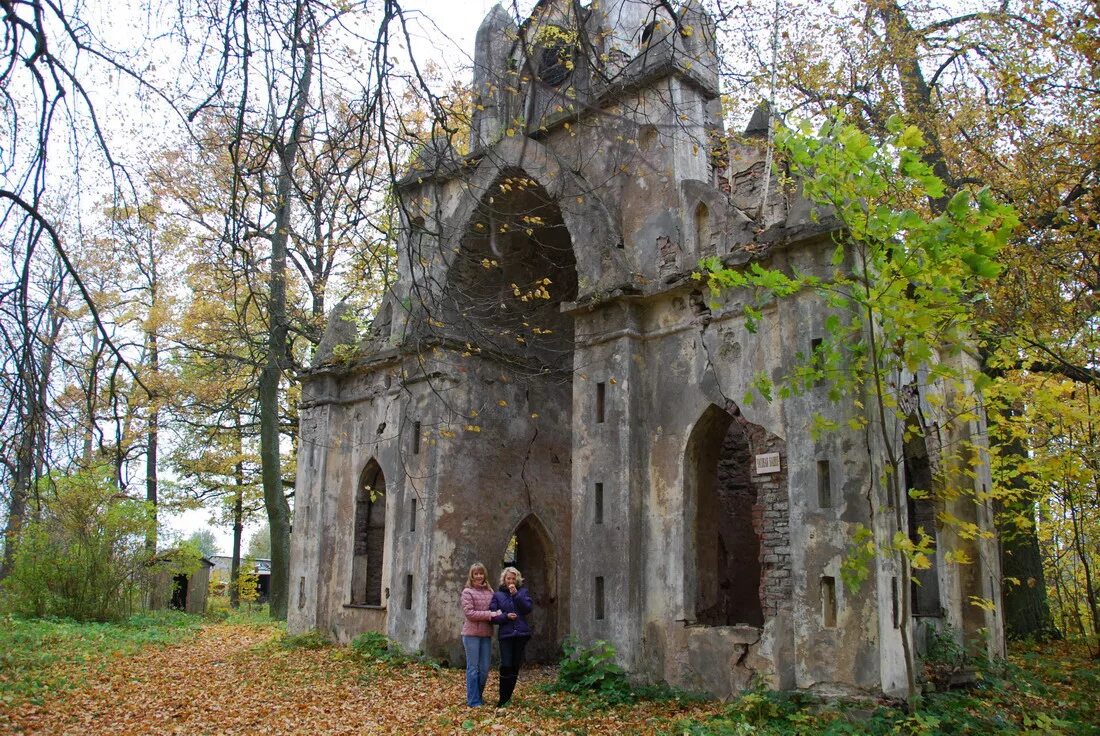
[1,616,1097,735]
[0,621,723,735]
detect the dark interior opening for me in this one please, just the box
[502,514,559,662]
[351,459,387,606]
[170,574,188,610]
[442,169,577,375]
[905,418,941,617]
[687,405,765,627]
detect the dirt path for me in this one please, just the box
[0,625,719,735]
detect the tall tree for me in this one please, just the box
[0,258,67,578]
[175,0,430,618]
[0,0,182,560]
[716,0,1096,641]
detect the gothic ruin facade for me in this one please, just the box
[288,0,1004,698]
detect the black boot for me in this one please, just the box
[497,666,517,707]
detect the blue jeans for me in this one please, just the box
[461,635,492,706]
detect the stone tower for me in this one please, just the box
[289,0,1004,697]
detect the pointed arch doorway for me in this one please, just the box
[501,514,559,663]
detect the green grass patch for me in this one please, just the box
[223,603,280,628]
[0,609,202,707]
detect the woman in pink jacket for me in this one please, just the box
[460,562,500,707]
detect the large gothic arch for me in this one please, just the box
[439,166,579,374]
[433,137,625,293]
[682,402,790,627]
[351,458,387,607]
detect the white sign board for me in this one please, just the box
[755,452,781,475]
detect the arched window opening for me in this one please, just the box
[638,124,658,152]
[351,459,387,606]
[694,201,712,252]
[904,418,941,617]
[686,405,765,627]
[501,514,559,662]
[443,169,577,375]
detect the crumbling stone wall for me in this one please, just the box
[744,420,791,619]
[696,413,790,627]
[289,0,1004,701]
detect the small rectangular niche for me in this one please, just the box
[595,482,604,524]
[404,574,414,610]
[412,421,421,454]
[595,576,605,620]
[817,460,832,508]
[410,498,417,532]
[821,576,837,628]
[595,382,606,424]
[811,337,824,386]
[891,577,900,628]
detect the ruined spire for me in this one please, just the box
[469,4,517,151]
[744,102,772,138]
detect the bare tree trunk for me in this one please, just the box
[3,412,38,579]
[994,405,1059,640]
[231,413,245,609]
[83,327,102,465]
[1068,486,1100,655]
[260,11,314,621]
[145,323,160,555]
[858,245,918,706]
[1001,513,1059,640]
[1,276,63,580]
[873,0,955,198]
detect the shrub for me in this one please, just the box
[349,631,440,670]
[724,685,810,726]
[550,638,713,707]
[237,557,260,609]
[350,631,402,661]
[0,467,153,621]
[554,638,630,696]
[280,629,332,650]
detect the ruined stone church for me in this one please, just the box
[288,0,1004,698]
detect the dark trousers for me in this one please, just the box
[497,636,529,705]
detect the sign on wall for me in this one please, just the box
[755,452,781,474]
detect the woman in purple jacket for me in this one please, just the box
[490,566,533,707]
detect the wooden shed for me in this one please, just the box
[148,553,215,615]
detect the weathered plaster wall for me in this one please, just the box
[291,349,573,663]
[564,228,893,697]
[290,0,1003,702]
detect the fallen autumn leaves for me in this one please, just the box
[0,623,722,735]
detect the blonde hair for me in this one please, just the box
[466,562,489,588]
[499,566,524,587]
